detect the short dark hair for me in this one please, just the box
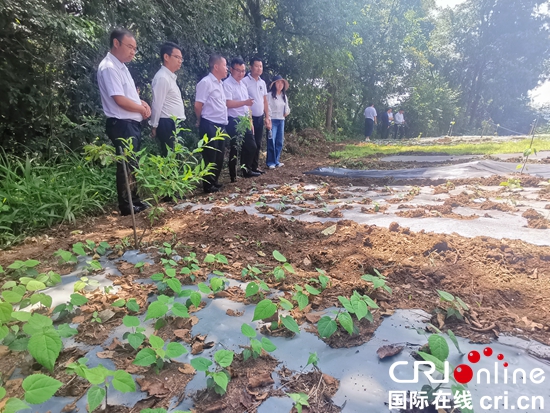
[160,42,182,63]
[209,53,224,71]
[230,56,245,68]
[110,28,134,48]
[250,57,262,67]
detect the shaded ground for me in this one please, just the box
[1,130,550,412]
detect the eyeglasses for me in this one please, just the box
[171,55,183,61]
[120,42,138,53]
[231,67,245,73]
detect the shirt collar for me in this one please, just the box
[107,52,126,70]
[160,65,177,80]
[228,75,240,85]
[208,72,221,83]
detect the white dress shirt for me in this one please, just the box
[394,112,405,124]
[223,75,249,118]
[97,52,142,122]
[242,74,267,117]
[150,65,186,128]
[267,93,290,120]
[364,106,377,120]
[195,73,228,125]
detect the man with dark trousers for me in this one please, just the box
[224,57,259,182]
[150,42,186,156]
[243,57,270,174]
[194,54,228,193]
[97,28,151,216]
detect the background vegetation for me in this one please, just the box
[1,0,550,155]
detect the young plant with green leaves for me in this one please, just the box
[133,335,187,372]
[288,392,310,413]
[244,277,270,300]
[317,291,379,338]
[52,293,88,319]
[252,298,301,334]
[145,294,191,331]
[0,374,63,413]
[111,297,140,313]
[240,323,277,360]
[180,252,200,282]
[73,275,100,292]
[66,358,136,412]
[308,269,330,291]
[437,290,469,320]
[121,315,147,350]
[72,240,111,257]
[361,269,392,294]
[190,350,234,395]
[203,253,228,276]
[272,250,295,281]
[151,267,181,294]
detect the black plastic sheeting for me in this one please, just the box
[305,160,550,180]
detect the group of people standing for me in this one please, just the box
[363,104,406,141]
[97,28,290,216]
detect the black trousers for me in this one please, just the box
[199,117,226,191]
[251,115,264,171]
[382,124,391,139]
[156,118,178,157]
[105,118,142,212]
[365,118,374,138]
[226,117,256,179]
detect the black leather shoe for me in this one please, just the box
[252,169,265,174]
[230,177,236,183]
[120,204,148,216]
[204,186,220,194]
[213,183,223,189]
[242,171,261,178]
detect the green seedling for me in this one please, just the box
[361,269,392,294]
[73,240,110,257]
[135,261,145,272]
[499,178,522,190]
[252,298,300,334]
[317,291,379,338]
[5,259,40,279]
[151,267,180,294]
[180,252,200,281]
[133,334,187,372]
[111,297,140,312]
[272,250,295,281]
[121,315,147,349]
[308,269,330,290]
[190,350,235,395]
[198,276,226,295]
[203,253,228,276]
[145,294,191,330]
[244,277,270,299]
[0,374,63,412]
[241,264,262,279]
[73,275,100,292]
[437,290,469,320]
[306,352,319,368]
[54,249,78,265]
[288,393,310,413]
[240,323,277,360]
[91,311,102,323]
[82,260,103,274]
[66,358,136,412]
[159,242,175,257]
[293,282,323,311]
[53,293,88,319]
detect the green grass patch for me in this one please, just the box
[0,151,116,247]
[330,137,550,159]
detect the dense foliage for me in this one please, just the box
[0,0,549,152]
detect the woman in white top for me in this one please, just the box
[266,75,290,169]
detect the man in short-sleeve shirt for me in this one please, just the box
[97,28,151,216]
[242,57,270,174]
[224,57,258,182]
[150,42,186,156]
[194,54,228,193]
[363,103,377,141]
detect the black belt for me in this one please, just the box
[201,117,227,129]
[252,115,264,119]
[107,118,141,126]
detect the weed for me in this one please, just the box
[437,290,469,320]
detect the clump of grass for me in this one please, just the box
[330,137,550,159]
[0,150,116,247]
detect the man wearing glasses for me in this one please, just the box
[97,28,151,216]
[194,54,229,193]
[223,57,258,182]
[150,42,186,156]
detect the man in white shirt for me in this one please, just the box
[242,57,270,174]
[393,109,405,139]
[150,42,186,156]
[363,103,377,142]
[223,57,258,182]
[97,28,151,216]
[194,54,229,193]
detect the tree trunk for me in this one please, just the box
[325,94,333,131]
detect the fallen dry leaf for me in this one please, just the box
[96,350,115,359]
[377,345,405,359]
[248,372,274,388]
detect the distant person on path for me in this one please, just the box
[150,42,186,156]
[381,108,393,139]
[97,28,151,216]
[243,57,270,174]
[223,57,258,182]
[194,54,228,193]
[393,109,405,139]
[266,75,290,169]
[363,103,377,142]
